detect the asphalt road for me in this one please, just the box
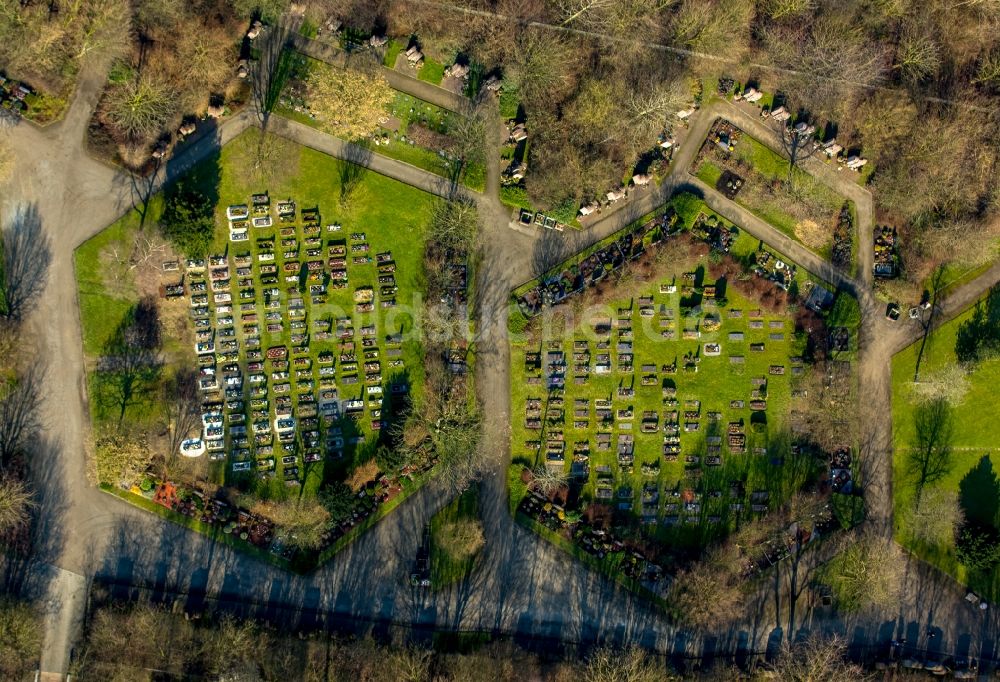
[3,55,1000,679]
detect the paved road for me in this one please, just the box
[3,51,1000,679]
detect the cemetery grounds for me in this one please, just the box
[508,197,838,599]
[693,119,855,267]
[892,297,1000,600]
[276,53,486,191]
[75,129,440,567]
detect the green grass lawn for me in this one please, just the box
[499,87,519,119]
[892,297,1000,598]
[417,57,445,85]
[499,185,532,212]
[430,485,483,587]
[927,261,996,300]
[276,87,485,191]
[383,39,403,68]
[75,216,147,356]
[694,129,848,262]
[510,252,813,549]
[76,129,436,501]
[695,161,723,188]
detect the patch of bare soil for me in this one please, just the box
[129,236,195,361]
[794,219,830,251]
[409,123,452,152]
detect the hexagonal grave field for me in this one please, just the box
[509,202,847,594]
[75,130,441,569]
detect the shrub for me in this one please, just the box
[507,307,529,336]
[500,184,531,209]
[956,522,1000,571]
[160,179,214,257]
[828,292,861,329]
[437,517,485,564]
[671,192,704,229]
[548,198,579,224]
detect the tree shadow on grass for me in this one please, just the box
[958,455,1000,528]
[338,140,373,207]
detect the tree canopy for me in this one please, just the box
[955,285,1000,364]
[160,179,215,257]
[307,62,393,141]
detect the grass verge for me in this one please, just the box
[430,485,483,587]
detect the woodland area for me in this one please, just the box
[342,0,1000,285]
[3,0,998,280]
[73,594,870,681]
[0,212,50,679]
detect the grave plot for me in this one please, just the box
[76,131,442,569]
[692,119,853,262]
[509,203,849,598]
[195,195,411,481]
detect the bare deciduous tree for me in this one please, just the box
[102,76,176,146]
[0,597,42,680]
[583,645,668,682]
[768,633,872,681]
[254,499,330,550]
[429,198,479,255]
[670,0,752,57]
[0,144,12,184]
[94,430,153,488]
[505,29,577,105]
[385,646,433,682]
[893,31,941,83]
[559,0,669,45]
[974,50,1000,89]
[761,0,816,20]
[623,80,687,132]
[429,404,485,493]
[909,364,971,405]
[528,466,568,497]
[825,534,902,612]
[448,102,489,185]
[0,476,33,535]
[306,60,393,141]
[668,545,742,630]
[76,0,131,61]
[906,485,964,547]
